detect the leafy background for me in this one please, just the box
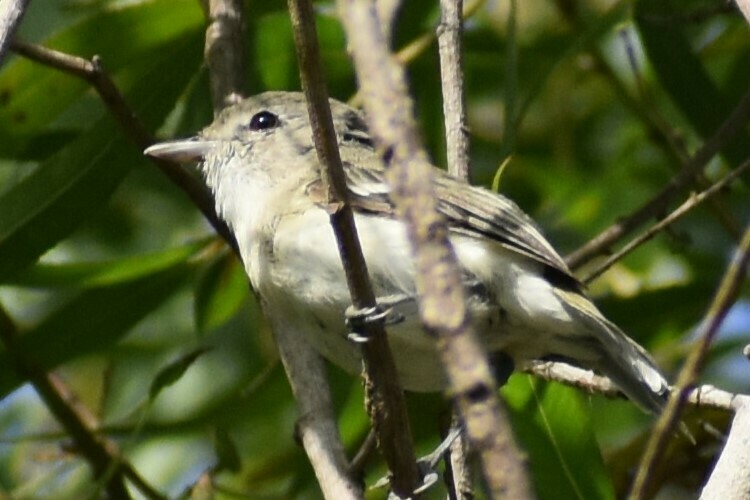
[0,0,748,498]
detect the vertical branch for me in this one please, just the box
[630,220,750,499]
[338,1,533,497]
[437,0,470,180]
[436,2,473,496]
[287,0,420,497]
[204,0,246,113]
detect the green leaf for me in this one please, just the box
[214,426,242,473]
[503,375,615,500]
[0,29,204,283]
[513,1,630,132]
[635,0,750,167]
[0,116,131,281]
[149,347,212,401]
[194,252,250,333]
[0,265,190,397]
[0,0,204,157]
[8,239,208,288]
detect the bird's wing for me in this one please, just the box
[338,159,574,280]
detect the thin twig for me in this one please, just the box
[526,361,741,412]
[348,0,486,108]
[566,83,750,270]
[438,0,470,180]
[444,413,474,500]
[614,25,742,242]
[584,157,750,283]
[204,0,245,113]
[288,0,419,496]
[349,428,378,477]
[9,39,236,251]
[437,2,474,495]
[554,0,744,243]
[629,220,750,499]
[337,1,533,497]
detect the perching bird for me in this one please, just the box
[145,91,669,412]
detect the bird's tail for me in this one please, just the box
[555,289,670,413]
[595,320,669,413]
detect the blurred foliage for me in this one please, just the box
[0,0,748,498]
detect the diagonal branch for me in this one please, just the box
[583,157,750,283]
[337,1,533,497]
[287,0,419,496]
[566,88,750,270]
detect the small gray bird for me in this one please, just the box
[145,91,669,412]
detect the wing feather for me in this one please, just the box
[338,157,573,279]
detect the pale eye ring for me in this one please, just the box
[248,110,280,131]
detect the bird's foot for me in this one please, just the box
[345,295,409,343]
[373,426,463,498]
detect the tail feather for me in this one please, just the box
[554,289,670,413]
[595,327,670,413]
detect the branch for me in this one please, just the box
[337,1,533,498]
[526,361,741,412]
[287,0,419,496]
[274,323,363,500]
[583,157,750,284]
[437,2,473,496]
[553,2,742,247]
[630,219,750,499]
[203,0,245,113]
[437,0,470,180]
[566,87,750,270]
[375,0,401,42]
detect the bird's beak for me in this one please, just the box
[144,138,218,163]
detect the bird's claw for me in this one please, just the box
[345,301,405,343]
[373,427,463,498]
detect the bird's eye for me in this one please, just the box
[248,110,280,131]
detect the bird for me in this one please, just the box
[144,91,669,413]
